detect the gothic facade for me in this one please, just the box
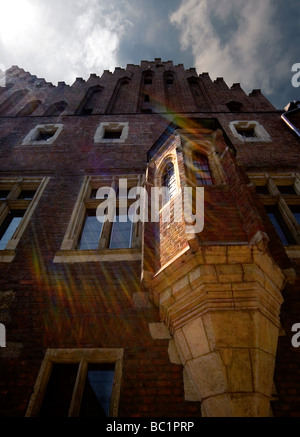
[0,59,299,417]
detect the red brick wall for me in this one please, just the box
[0,59,300,418]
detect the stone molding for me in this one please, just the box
[150,244,284,333]
[146,243,286,417]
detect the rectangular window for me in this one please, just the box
[236,128,256,138]
[266,205,296,245]
[26,349,123,418]
[0,210,24,251]
[55,175,143,262]
[77,211,103,250]
[22,124,63,145]
[249,173,300,247]
[103,130,122,140]
[255,185,269,195]
[18,190,36,200]
[109,213,133,249]
[39,362,115,418]
[277,185,297,195]
[39,363,79,417]
[0,177,49,261]
[192,153,214,186]
[94,122,129,144]
[36,131,55,142]
[79,363,115,417]
[0,190,10,200]
[290,205,300,224]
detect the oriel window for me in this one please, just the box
[192,152,213,186]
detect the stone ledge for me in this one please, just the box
[54,249,141,263]
[149,323,172,340]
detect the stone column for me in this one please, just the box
[149,245,285,417]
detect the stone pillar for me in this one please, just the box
[149,245,285,417]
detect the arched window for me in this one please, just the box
[106,77,131,114]
[44,101,68,116]
[165,73,174,86]
[76,86,103,115]
[162,162,176,204]
[226,100,243,112]
[192,152,213,186]
[144,72,153,85]
[0,89,29,114]
[17,100,41,116]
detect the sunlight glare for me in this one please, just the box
[0,0,38,42]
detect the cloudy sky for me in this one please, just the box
[0,0,299,109]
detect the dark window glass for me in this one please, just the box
[39,363,79,417]
[17,100,41,116]
[90,189,98,199]
[109,213,133,249]
[78,210,103,250]
[236,128,256,138]
[166,74,174,86]
[0,190,10,200]
[44,101,67,117]
[162,163,176,204]
[276,185,296,195]
[144,77,152,85]
[90,189,109,200]
[103,130,122,139]
[36,131,55,141]
[81,108,93,116]
[144,94,150,102]
[18,190,36,200]
[0,210,24,251]
[265,205,296,245]
[255,185,269,195]
[289,205,300,224]
[226,101,243,112]
[192,153,213,186]
[79,363,115,417]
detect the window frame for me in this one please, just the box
[25,348,123,418]
[155,154,181,212]
[249,173,300,253]
[182,139,224,187]
[54,175,143,263]
[94,122,129,144]
[191,151,214,186]
[161,161,177,206]
[22,124,63,145]
[229,121,272,142]
[0,177,50,262]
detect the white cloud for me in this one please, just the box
[0,0,130,85]
[170,0,289,95]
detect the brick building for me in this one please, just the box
[0,59,299,417]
